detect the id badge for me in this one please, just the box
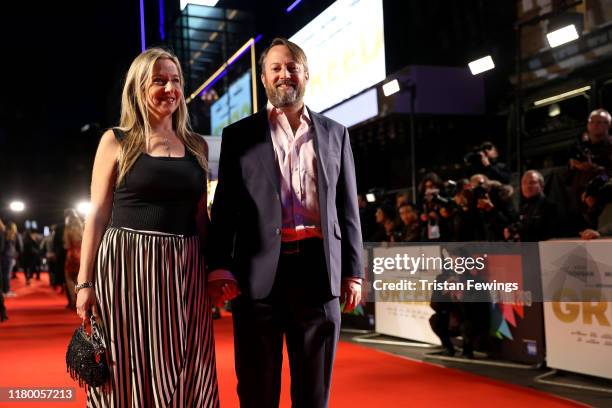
[428,224,440,240]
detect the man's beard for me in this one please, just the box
[265,79,305,108]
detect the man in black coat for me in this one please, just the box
[208,38,363,408]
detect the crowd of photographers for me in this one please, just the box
[361,108,612,245]
[360,108,612,358]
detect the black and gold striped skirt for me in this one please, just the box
[87,227,219,408]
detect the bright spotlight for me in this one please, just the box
[76,201,92,216]
[546,24,579,48]
[366,193,376,203]
[468,55,495,75]
[382,79,400,97]
[9,201,25,212]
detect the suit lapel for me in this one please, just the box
[253,110,281,196]
[308,108,329,190]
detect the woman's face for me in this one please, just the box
[375,208,384,224]
[146,58,182,119]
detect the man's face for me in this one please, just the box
[399,206,416,225]
[484,146,498,160]
[261,45,308,108]
[587,114,611,143]
[521,173,542,199]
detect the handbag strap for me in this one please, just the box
[89,315,106,354]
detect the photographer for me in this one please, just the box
[369,203,398,242]
[465,141,511,184]
[469,174,517,241]
[419,174,454,241]
[579,174,612,240]
[504,170,558,242]
[429,248,491,358]
[567,109,612,234]
[397,203,421,242]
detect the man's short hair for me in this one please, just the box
[588,108,612,124]
[259,37,309,75]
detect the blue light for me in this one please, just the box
[286,0,304,13]
[159,0,166,41]
[140,0,146,51]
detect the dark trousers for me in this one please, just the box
[429,311,455,351]
[232,240,340,408]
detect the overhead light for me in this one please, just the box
[180,0,219,10]
[546,24,579,48]
[9,201,25,212]
[286,0,304,13]
[76,201,92,216]
[533,86,591,107]
[468,55,495,75]
[548,103,561,117]
[382,79,400,97]
[366,193,376,203]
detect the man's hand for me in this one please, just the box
[477,197,494,211]
[580,229,601,240]
[480,151,490,167]
[208,279,240,307]
[341,279,362,313]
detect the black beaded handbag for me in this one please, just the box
[66,314,109,388]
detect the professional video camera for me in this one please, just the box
[425,180,459,210]
[463,142,495,168]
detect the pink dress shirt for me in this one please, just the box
[267,101,323,242]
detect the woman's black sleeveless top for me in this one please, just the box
[109,129,205,235]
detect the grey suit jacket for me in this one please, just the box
[208,107,363,299]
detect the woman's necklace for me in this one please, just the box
[150,133,172,157]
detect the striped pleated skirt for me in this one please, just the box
[87,227,220,408]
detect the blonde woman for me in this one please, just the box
[63,210,82,309]
[75,48,226,407]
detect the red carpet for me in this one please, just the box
[1,273,584,407]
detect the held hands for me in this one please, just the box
[341,279,362,313]
[208,279,240,308]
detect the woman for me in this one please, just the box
[76,48,234,407]
[3,222,20,285]
[63,210,82,309]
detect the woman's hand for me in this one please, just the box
[76,287,97,320]
[208,279,240,307]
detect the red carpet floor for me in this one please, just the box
[0,272,584,407]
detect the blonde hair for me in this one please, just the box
[6,222,17,241]
[63,210,83,249]
[116,47,207,185]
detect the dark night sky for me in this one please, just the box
[0,0,516,227]
[0,1,142,226]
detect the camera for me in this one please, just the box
[585,174,612,203]
[570,144,593,163]
[464,150,483,167]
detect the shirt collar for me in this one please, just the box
[266,100,311,124]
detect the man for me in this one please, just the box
[208,38,363,408]
[566,109,612,234]
[397,202,420,242]
[466,141,510,184]
[569,109,612,173]
[504,170,557,242]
